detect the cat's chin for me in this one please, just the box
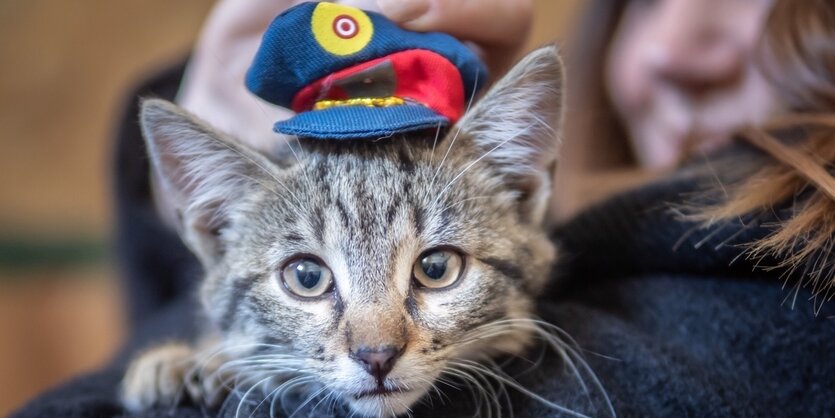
[345,387,427,417]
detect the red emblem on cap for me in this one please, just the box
[333,15,359,39]
[291,49,466,123]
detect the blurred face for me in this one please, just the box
[606,0,781,169]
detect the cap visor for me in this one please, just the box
[275,104,449,139]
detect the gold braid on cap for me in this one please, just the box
[313,96,405,110]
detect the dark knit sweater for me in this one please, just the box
[12,66,835,418]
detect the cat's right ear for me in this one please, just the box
[140,99,279,266]
[455,46,565,225]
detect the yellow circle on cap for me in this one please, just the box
[311,3,374,56]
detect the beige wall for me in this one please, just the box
[0,0,214,236]
[529,0,585,48]
[0,0,583,236]
[0,1,584,415]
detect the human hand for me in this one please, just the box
[377,0,532,76]
[177,1,380,155]
[177,0,532,154]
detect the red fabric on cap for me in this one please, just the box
[290,49,465,123]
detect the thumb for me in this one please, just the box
[376,0,533,75]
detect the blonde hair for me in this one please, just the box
[696,0,835,306]
[559,0,835,305]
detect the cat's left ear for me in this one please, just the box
[139,99,281,267]
[456,46,564,224]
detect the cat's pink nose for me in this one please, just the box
[350,345,403,385]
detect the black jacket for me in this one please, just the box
[12,66,835,418]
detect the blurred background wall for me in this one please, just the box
[0,0,583,414]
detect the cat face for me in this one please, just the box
[141,47,564,417]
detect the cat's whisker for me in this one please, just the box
[440,195,496,213]
[186,341,292,376]
[277,376,319,416]
[430,124,463,193]
[217,358,307,368]
[347,405,360,418]
[450,360,515,418]
[205,348,311,404]
[438,367,478,411]
[308,387,336,415]
[503,321,592,398]
[269,385,280,418]
[248,375,308,418]
[456,327,521,344]
[320,388,335,416]
[217,353,304,361]
[194,135,303,209]
[282,132,307,167]
[241,374,316,418]
[490,317,616,416]
[481,358,514,418]
[176,342,280,404]
[446,317,616,418]
[414,380,436,409]
[270,376,300,418]
[247,95,313,197]
[212,360,308,381]
[430,123,536,210]
[509,336,549,376]
[321,391,336,415]
[428,70,481,194]
[443,365,491,418]
[212,360,301,389]
[391,394,414,418]
[234,374,277,418]
[283,378,318,415]
[224,367,267,393]
[429,375,458,399]
[429,120,443,166]
[472,362,505,418]
[219,358,306,366]
[450,359,592,418]
[288,384,328,418]
[466,363,502,418]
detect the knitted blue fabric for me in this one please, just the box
[245,2,487,140]
[275,104,447,139]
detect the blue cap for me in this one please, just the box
[246,2,488,140]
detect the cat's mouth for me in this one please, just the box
[352,385,409,399]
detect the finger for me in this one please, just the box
[377,0,531,48]
[376,0,532,75]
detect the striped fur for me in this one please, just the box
[123,46,565,417]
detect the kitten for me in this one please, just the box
[122,46,564,417]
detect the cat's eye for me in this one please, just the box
[413,249,464,289]
[280,257,334,299]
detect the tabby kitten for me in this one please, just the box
[122,46,564,417]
